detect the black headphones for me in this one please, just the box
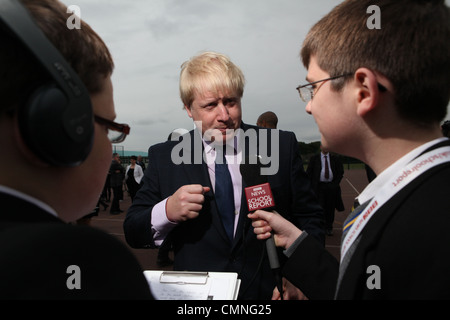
[0,0,94,167]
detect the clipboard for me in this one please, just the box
[143,270,241,300]
[159,271,209,285]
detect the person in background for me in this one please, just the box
[125,155,144,201]
[137,155,146,172]
[109,152,124,214]
[306,145,344,236]
[257,111,278,129]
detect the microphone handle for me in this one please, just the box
[265,234,280,269]
[266,234,284,299]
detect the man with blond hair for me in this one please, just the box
[125,51,324,299]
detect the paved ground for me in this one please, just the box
[90,168,370,271]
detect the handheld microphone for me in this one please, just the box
[240,156,283,299]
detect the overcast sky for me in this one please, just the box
[61,0,450,153]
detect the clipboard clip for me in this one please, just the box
[159,271,209,285]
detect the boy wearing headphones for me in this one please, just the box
[0,0,152,299]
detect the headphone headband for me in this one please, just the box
[0,0,94,166]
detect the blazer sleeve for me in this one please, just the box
[282,234,339,300]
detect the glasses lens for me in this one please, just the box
[94,116,130,144]
[108,130,126,144]
[299,87,312,102]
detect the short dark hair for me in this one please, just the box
[0,0,114,115]
[301,0,450,127]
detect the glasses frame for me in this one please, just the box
[296,73,353,103]
[94,115,130,144]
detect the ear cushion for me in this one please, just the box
[18,84,94,167]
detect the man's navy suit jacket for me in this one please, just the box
[124,122,324,299]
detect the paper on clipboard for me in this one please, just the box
[143,270,240,300]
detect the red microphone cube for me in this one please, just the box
[244,183,275,212]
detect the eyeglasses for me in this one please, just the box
[296,73,353,103]
[94,115,130,144]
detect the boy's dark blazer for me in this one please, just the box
[124,122,324,299]
[282,139,450,299]
[0,192,153,299]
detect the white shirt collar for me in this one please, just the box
[203,130,241,165]
[0,185,59,218]
[357,137,448,204]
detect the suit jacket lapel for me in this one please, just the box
[232,173,250,249]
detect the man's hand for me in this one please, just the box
[166,184,210,222]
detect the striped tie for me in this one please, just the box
[342,199,371,241]
[336,199,373,297]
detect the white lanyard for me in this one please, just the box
[341,145,450,262]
